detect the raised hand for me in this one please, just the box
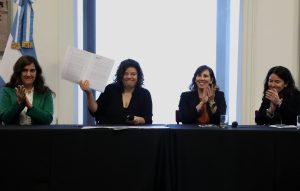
[15,85,26,105]
[207,84,216,102]
[15,85,33,108]
[200,87,209,103]
[265,88,282,106]
[79,80,91,93]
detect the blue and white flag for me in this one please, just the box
[0,0,36,83]
[0,75,4,88]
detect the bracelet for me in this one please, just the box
[277,99,282,108]
[266,108,274,118]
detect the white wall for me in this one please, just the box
[13,0,76,124]
[35,0,76,124]
[241,0,299,124]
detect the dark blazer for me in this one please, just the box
[179,90,227,125]
[91,83,153,124]
[0,87,54,125]
[255,89,300,125]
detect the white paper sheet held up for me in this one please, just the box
[62,46,115,92]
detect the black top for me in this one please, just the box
[255,89,300,125]
[179,90,227,125]
[91,83,153,124]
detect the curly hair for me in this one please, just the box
[262,66,298,98]
[189,65,218,91]
[6,55,55,96]
[114,59,144,89]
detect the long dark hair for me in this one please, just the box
[189,65,218,91]
[114,59,144,89]
[262,66,298,98]
[6,55,55,96]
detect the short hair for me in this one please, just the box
[263,66,298,98]
[6,55,54,95]
[114,59,144,89]
[189,65,217,91]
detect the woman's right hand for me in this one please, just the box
[15,85,26,105]
[265,88,283,113]
[79,80,91,93]
[265,88,282,106]
[80,80,98,112]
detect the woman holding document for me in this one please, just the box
[80,59,153,125]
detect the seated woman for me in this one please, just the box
[80,59,153,125]
[255,66,300,125]
[0,55,55,125]
[179,65,226,125]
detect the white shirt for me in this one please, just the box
[19,88,34,125]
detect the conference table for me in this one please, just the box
[0,124,299,191]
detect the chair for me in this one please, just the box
[175,110,182,124]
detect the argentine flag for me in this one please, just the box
[0,0,36,84]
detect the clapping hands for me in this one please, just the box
[15,85,26,104]
[200,84,216,103]
[15,85,32,108]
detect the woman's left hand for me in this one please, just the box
[25,96,32,109]
[207,84,216,102]
[265,89,282,106]
[15,85,33,108]
[128,116,145,125]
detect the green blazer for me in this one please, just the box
[0,87,53,125]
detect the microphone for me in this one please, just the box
[231,121,238,128]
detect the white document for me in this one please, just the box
[82,125,169,130]
[269,125,297,128]
[62,46,115,92]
